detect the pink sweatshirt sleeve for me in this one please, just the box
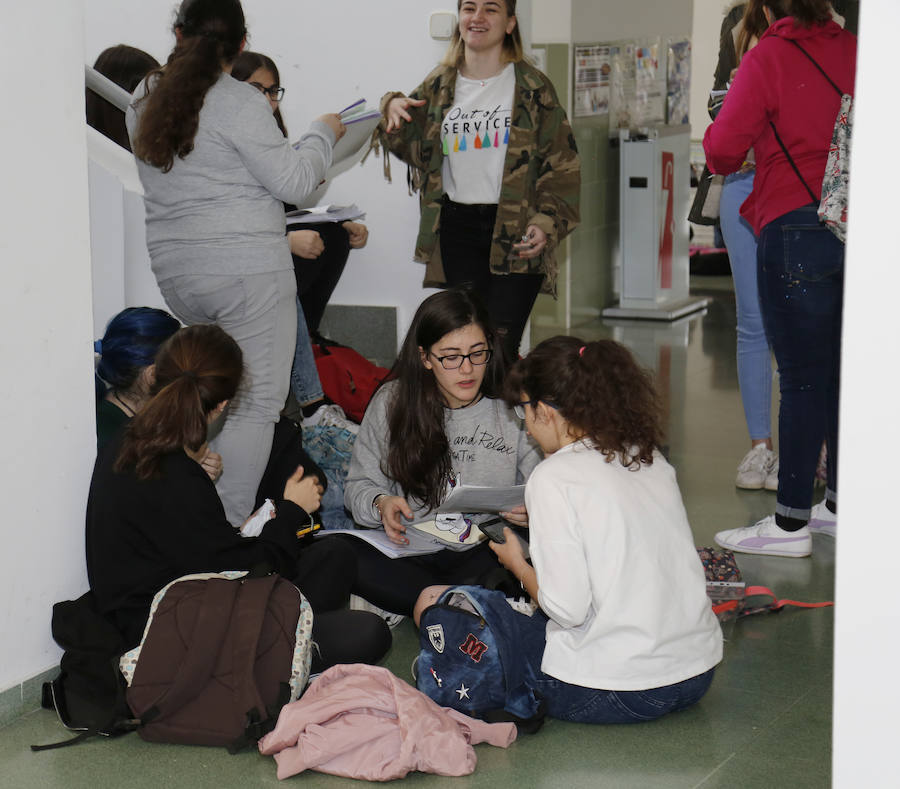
[703,47,771,175]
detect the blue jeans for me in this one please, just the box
[518,611,715,724]
[720,171,772,441]
[757,204,843,518]
[290,296,324,406]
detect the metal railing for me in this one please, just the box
[85,64,132,112]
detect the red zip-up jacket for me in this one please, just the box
[703,17,856,234]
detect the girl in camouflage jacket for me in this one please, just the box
[372,0,580,358]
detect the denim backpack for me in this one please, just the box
[416,585,545,733]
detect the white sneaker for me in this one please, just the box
[808,499,837,538]
[715,514,812,558]
[764,456,779,491]
[349,594,406,629]
[303,403,359,434]
[735,445,777,490]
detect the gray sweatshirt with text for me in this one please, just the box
[345,381,542,528]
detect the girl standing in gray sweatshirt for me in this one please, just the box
[126,0,345,526]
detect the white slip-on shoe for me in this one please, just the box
[736,445,776,490]
[764,456,779,491]
[715,514,812,558]
[807,499,837,537]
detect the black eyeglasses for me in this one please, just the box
[430,348,493,370]
[513,399,557,419]
[250,82,285,102]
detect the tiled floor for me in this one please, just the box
[0,279,835,788]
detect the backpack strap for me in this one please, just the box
[768,121,819,205]
[782,38,844,97]
[140,577,241,724]
[226,575,281,751]
[712,585,833,617]
[767,36,847,206]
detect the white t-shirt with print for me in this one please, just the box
[441,63,515,205]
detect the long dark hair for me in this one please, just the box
[115,324,243,479]
[765,0,832,26]
[87,45,160,150]
[95,307,180,401]
[505,337,664,469]
[231,50,288,137]
[384,288,506,509]
[736,0,770,61]
[132,0,247,172]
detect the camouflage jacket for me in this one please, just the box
[375,60,580,296]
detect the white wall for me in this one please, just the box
[833,2,900,783]
[690,0,736,141]
[84,0,457,339]
[0,2,95,690]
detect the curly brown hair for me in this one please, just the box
[132,0,246,172]
[114,324,243,480]
[504,336,663,469]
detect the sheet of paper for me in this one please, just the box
[437,484,526,514]
[318,528,441,559]
[285,204,366,226]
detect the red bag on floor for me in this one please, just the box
[312,339,389,423]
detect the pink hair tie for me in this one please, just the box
[578,345,586,357]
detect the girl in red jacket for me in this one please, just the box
[704,0,856,557]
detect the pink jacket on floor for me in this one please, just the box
[258,663,517,781]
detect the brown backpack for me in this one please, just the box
[124,573,312,751]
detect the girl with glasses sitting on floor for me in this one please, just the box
[342,287,542,618]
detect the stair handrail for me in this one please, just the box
[85,64,132,113]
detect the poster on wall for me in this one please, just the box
[666,39,691,125]
[609,43,635,136]
[634,39,665,127]
[574,45,611,117]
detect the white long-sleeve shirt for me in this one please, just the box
[527,440,722,691]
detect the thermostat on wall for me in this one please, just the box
[430,12,456,41]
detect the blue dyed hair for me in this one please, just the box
[95,307,180,399]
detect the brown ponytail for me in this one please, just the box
[115,324,243,479]
[132,0,247,172]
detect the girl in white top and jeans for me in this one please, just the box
[488,336,722,723]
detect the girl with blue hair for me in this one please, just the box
[94,307,181,450]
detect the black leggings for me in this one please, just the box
[439,198,544,361]
[340,537,503,617]
[293,222,352,335]
[292,537,391,672]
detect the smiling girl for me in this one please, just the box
[375,0,580,361]
[343,288,541,616]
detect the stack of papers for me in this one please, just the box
[285,204,366,227]
[295,97,382,181]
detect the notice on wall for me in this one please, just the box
[609,43,635,134]
[667,39,692,125]
[634,39,665,127]
[574,45,611,117]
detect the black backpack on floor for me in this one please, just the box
[32,592,139,750]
